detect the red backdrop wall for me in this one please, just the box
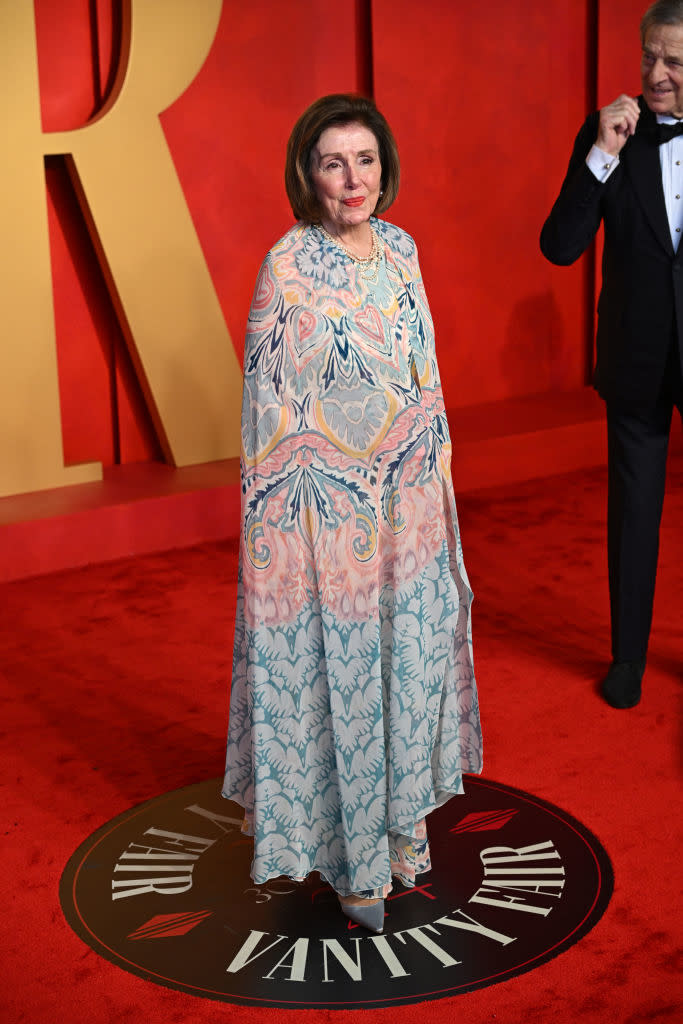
[373,0,593,408]
[33,0,644,470]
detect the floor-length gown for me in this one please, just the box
[223,217,482,896]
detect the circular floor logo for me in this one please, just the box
[60,776,613,1009]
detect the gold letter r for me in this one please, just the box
[0,0,241,498]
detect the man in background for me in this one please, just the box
[541,0,683,708]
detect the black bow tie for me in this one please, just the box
[656,120,683,144]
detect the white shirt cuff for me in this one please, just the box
[586,145,619,182]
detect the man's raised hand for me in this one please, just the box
[596,94,640,155]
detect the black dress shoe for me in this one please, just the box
[600,659,646,709]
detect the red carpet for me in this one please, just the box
[1,455,681,1023]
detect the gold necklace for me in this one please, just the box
[317,223,383,283]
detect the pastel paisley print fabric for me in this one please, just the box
[223,219,482,897]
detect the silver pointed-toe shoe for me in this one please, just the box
[339,898,385,934]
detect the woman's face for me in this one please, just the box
[310,122,382,234]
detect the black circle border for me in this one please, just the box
[60,776,614,1008]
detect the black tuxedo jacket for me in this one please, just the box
[541,97,683,406]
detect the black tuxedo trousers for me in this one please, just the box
[607,337,683,661]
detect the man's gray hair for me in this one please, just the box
[641,0,683,41]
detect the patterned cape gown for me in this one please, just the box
[223,218,482,897]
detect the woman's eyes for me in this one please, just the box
[322,156,375,171]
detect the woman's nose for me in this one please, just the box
[345,165,361,187]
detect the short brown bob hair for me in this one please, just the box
[285,94,400,223]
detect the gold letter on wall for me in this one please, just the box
[0,0,241,499]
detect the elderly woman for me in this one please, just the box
[223,93,482,934]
